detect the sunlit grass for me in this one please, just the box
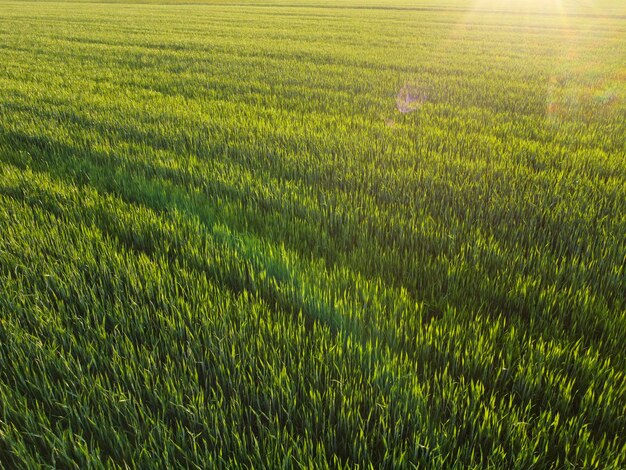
[0,0,625,467]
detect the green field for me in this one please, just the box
[1,0,625,467]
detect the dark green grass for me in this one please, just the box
[1,0,625,467]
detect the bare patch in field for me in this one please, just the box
[396,83,428,114]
